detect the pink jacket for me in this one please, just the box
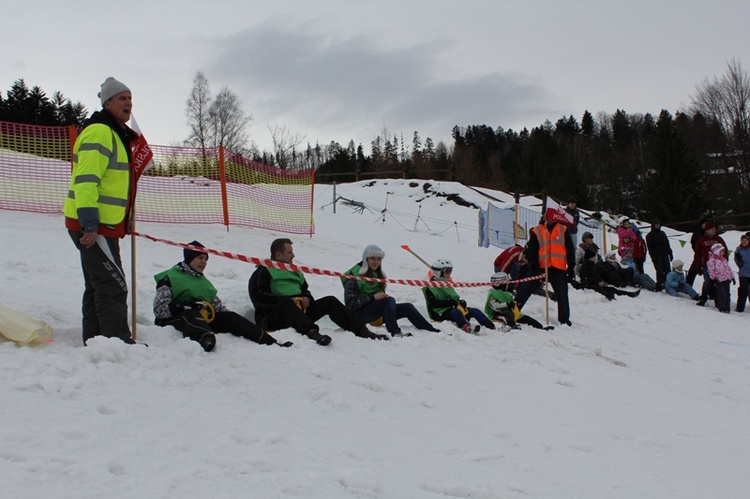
[617,227,637,258]
[707,243,734,283]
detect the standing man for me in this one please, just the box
[524,218,576,326]
[564,196,581,242]
[64,77,139,345]
[248,238,388,346]
[645,218,673,289]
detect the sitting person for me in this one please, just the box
[602,250,634,287]
[485,272,553,331]
[422,259,495,334]
[249,238,388,346]
[342,244,439,337]
[153,241,291,352]
[575,231,601,278]
[580,249,640,300]
[664,259,700,300]
[620,249,660,291]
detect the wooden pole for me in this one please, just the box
[131,232,137,341]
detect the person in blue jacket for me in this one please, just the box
[734,232,750,312]
[664,259,700,301]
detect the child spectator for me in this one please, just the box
[664,259,700,301]
[707,243,735,313]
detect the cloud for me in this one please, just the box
[207,24,553,146]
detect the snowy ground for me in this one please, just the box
[1,180,748,499]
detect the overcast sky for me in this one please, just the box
[2,0,749,153]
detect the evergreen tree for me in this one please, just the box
[643,110,707,222]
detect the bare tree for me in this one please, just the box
[268,123,306,169]
[185,72,212,150]
[691,58,750,186]
[208,87,252,154]
[692,59,750,143]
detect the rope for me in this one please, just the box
[134,231,545,288]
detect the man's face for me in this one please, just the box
[275,243,295,263]
[104,91,132,125]
[706,227,716,237]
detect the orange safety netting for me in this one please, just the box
[0,121,315,235]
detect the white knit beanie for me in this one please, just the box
[359,244,385,276]
[98,77,131,105]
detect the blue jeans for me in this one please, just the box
[439,307,495,329]
[666,283,698,299]
[353,296,438,334]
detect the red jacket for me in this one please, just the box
[494,245,524,272]
[694,235,727,266]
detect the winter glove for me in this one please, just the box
[449,299,459,307]
[677,282,684,290]
[459,299,467,308]
[277,341,294,348]
[168,301,186,316]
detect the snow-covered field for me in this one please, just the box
[1,179,748,498]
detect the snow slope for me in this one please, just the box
[1,179,748,499]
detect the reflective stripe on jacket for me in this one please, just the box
[534,223,568,271]
[63,123,132,237]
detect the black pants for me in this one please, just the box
[651,255,671,285]
[547,268,570,323]
[263,296,367,336]
[686,260,701,286]
[160,309,276,345]
[738,276,749,312]
[69,231,130,345]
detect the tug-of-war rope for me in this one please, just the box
[134,232,545,288]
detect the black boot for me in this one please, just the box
[306,328,332,346]
[199,332,216,352]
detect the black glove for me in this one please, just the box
[459,299,467,308]
[168,301,186,315]
[185,300,207,310]
[449,299,459,307]
[277,341,293,348]
[677,282,684,290]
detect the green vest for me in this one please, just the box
[154,265,217,303]
[484,288,524,320]
[423,284,460,316]
[341,263,384,296]
[267,267,306,296]
[63,123,131,231]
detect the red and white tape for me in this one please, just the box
[134,232,544,288]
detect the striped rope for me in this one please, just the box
[134,232,544,288]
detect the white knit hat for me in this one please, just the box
[359,244,385,276]
[98,77,131,105]
[671,259,684,269]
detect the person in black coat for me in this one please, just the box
[580,249,640,300]
[645,219,673,287]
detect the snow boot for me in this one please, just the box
[306,328,332,346]
[199,332,216,352]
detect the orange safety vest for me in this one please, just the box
[534,223,568,271]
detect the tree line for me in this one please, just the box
[0,78,87,127]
